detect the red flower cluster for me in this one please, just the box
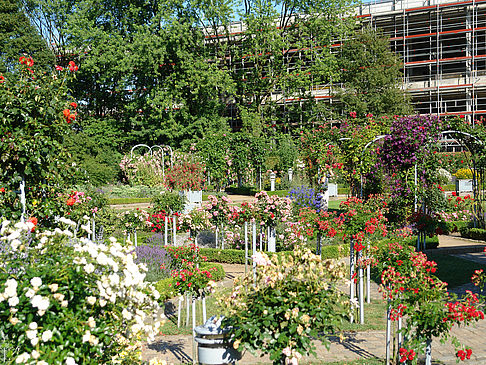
[63,102,77,123]
[68,61,78,72]
[445,292,484,322]
[0,74,4,83]
[19,56,34,67]
[456,348,472,361]
[27,217,38,232]
[398,348,416,363]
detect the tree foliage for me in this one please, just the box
[336,27,412,118]
[0,0,54,72]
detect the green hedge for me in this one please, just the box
[225,186,289,197]
[199,245,347,264]
[404,235,439,249]
[441,220,468,234]
[154,278,176,303]
[199,248,246,263]
[338,187,350,195]
[108,197,151,205]
[460,227,486,241]
[200,262,226,281]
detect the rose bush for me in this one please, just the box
[0,219,164,364]
[220,249,350,365]
[0,57,80,225]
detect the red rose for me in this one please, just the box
[68,61,78,72]
[0,187,4,193]
[66,197,75,206]
[70,102,77,109]
[0,75,4,83]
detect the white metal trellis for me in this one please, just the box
[130,144,174,179]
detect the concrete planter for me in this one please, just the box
[194,317,241,364]
[181,190,203,213]
[455,179,473,193]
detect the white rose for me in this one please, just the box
[25,288,36,298]
[28,322,38,330]
[26,330,37,340]
[30,337,39,346]
[10,239,21,250]
[8,296,19,307]
[86,296,96,305]
[122,309,132,320]
[48,283,59,292]
[99,299,107,307]
[61,300,68,307]
[87,317,96,328]
[31,295,49,311]
[30,277,42,288]
[38,361,49,365]
[42,330,53,342]
[31,350,40,359]
[15,352,30,364]
[9,317,19,325]
[5,278,18,297]
[82,330,91,343]
[84,264,95,274]
[65,357,77,365]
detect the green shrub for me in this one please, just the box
[460,227,486,241]
[440,220,468,234]
[0,220,162,364]
[154,278,176,303]
[107,185,164,198]
[150,191,184,213]
[338,187,350,195]
[200,245,348,264]
[403,235,439,249]
[108,197,151,205]
[200,248,246,264]
[200,262,226,281]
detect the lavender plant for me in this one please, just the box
[287,186,320,214]
[133,245,172,282]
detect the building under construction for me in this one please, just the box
[360,0,486,123]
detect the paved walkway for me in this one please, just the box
[142,235,486,365]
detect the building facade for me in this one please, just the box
[359,0,486,123]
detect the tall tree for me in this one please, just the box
[335,27,413,118]
[64,0,233,150]
[198,0,356,134]
[0,0,54,72]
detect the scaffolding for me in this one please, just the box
[360,0,486,123]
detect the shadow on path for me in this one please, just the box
[147,339,193,364]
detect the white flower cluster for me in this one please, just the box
[0,219,164,364]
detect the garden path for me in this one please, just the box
[142,235,486,365]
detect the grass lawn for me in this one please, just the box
[427,252,486,289]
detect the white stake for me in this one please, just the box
[386,303,391,365]
[245,222,248,275]
[164,216,168,246]
[173,215,177,246]
[350,240,355,323]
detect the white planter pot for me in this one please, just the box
[456,179,473,193]
[181,190,203,213]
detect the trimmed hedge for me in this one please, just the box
[441,220,468,235]
[460,227,486,241]
[199,248,246,264]
[200,262,226,281]
[154,278,176,303]
[199,245,348,264]
[337,187,350,195]
[108,197,151,205]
